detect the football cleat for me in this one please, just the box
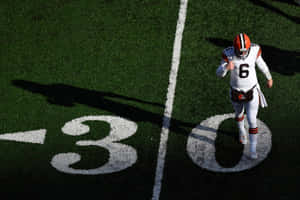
[233,33,251,59]
[239,132,247,145]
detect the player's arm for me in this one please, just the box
[216,53,234,78]
[255,47,273,88]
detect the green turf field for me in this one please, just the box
[0,0,299,199]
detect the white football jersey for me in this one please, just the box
[216,43,272,92]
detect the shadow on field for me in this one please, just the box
[248,0,300,24]
[12,80,244,167]
[273,0,300,6]
[12,80,196,135]
[207,37,300,76]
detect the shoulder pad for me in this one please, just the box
[251,43,262,58]
[223,47,234,56]
[251,43,260,49]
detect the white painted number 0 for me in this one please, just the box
[51,116,138,175]
[187,113,272,172]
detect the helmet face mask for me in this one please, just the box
[233,33,251,59]
[235,47,250,59]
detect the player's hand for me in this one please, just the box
[267,79,273,88]
[226,61,234,71]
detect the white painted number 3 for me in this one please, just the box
[187,113,272,172]
[51,116,138,175]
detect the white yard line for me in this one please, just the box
[152,0,189,200]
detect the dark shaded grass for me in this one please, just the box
[0,0,180,199]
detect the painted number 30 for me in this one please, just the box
[50,114,272,175]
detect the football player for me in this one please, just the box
[216,33,273,159]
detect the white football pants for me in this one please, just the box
[231,88,259,129]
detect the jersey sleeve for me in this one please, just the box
[256,46,262,58]
[216,52,229,78]
[216,47,234,78]
[222,53,229,63]
[256,47,272,80]
[216,61,228,78]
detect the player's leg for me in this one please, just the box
[231,101,247,144]
[245,89,259,159]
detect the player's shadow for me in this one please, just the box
[215,128,244,167]
[12,80,196,136]
[207,37,300,76]
[249,0,300,24]
[272,0,300,6]
[189,124,244,168]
